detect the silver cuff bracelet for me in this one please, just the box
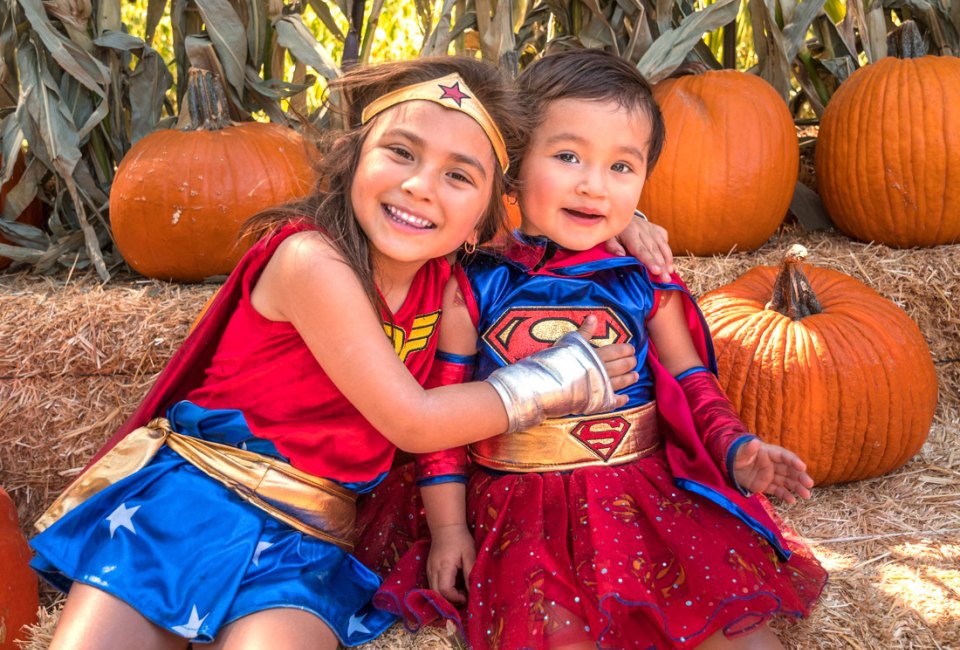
[485,331,619,433]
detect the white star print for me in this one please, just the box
[172,605,208,639]
[251,541,273,567]
[348,612,371,637]
[106,503,140,539]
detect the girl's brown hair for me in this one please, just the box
[246,57,529,315]
[516,49,665,176]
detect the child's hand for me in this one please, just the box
[427,524,476,605]
[578,316,638,403]
[733,438,814,504]
[605,213,674,282]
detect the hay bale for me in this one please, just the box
[4,224,959,649]
[0,273,217,526]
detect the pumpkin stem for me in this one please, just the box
[185,68,234,131]
[766,244,823,320]
[887,20,927,59]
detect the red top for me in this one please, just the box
[92,222,450,483]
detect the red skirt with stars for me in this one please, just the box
[355,451,827,650]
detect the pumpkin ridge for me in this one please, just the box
[816,314,865,483]
[725,312,761,424]
[845,310,890,482]
[930,61,950,243]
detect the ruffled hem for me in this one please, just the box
[358,455,826,649]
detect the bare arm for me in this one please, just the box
[251,232,507,453]
[645,291,702,376]
[422,481,474,604]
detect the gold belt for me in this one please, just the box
[35,419,357,551]
[470,401,661,473]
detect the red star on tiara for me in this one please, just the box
[438,81,470,107]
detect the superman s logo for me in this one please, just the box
[384,310,440,362]
[482,306,630,364]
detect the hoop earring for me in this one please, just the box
[463,241,477,255]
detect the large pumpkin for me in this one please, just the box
[699,246,937,485]
[639,69,798,256]
[0,155,45,270]
[110,68,316,282]
[816,23,960,247]
[0,487,38,650]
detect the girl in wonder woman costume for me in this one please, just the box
[28,57,671,650]
[361,50,827,649]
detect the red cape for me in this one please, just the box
[651,273,791,559]
[88,223,307,468]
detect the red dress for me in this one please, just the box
[92,221,451,483]
[357,237,826,649]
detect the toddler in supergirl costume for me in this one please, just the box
[28,57,646,650]
[360,50,827,649]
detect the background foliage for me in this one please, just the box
[0,0,956,280]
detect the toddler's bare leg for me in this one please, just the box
[209,608,338,650]
[50,583,186,650]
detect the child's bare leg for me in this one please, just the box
[697,624,784,649]
[50,583,186,650]
[209,608,338,650]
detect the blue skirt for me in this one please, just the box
[30,402,397,646]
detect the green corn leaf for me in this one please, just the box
[192,0,248,96]
[19,0,109,97]
[273,15,341,81]
[637,0,739,81]
[306,0,347,41]
[128,45,175,143]
[145,0,169,46]
[359,0,388,63]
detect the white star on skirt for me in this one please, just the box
[252,541,273,567]
[106,503,141,539]
[348,612,370,636]
[172,605,209,639]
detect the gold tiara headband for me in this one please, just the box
[361,73,510,173]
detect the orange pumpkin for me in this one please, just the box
[0,487,38,650]
[0,155,45,270]
[816,25,960,247]
[110,69,316,282]
[639,70,798,256]
[502,194,521,230]
[699,246,937,485]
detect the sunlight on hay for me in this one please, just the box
[804,546,857,572]
[877,542,960,626]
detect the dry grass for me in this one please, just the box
[5,222,959,649]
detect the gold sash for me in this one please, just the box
[35,419,357,551]
[470,402,661,473]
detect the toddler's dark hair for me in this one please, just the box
[517,49,665,175]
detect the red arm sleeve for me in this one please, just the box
[414,354,475,486]
[676,367,756,493]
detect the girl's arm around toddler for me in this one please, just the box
[253,231,637,454]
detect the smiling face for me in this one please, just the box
[516,98,653,251]
[350,100,497,274]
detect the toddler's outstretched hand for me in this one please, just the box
[427,524,476,606]
[732,438,814,504]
